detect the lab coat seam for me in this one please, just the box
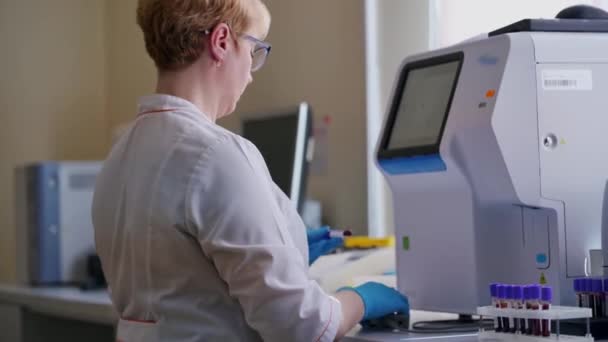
[143,130,189,320]
[183,133,232,240]
[271,183,309,267]
[166,109,211,127]
[107,184,126,284]
[233,138,291,245]
[133,110,204,139]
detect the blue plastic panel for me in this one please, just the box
[36,163,61,283]
[378,154,446,175]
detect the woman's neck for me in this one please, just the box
[155,66,221,122]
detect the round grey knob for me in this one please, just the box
[543,134,558,150]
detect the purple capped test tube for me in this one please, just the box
[604,278,608,317]
[512,285,525,334]
[592,279,604,318]
[528,285,541,336]
[523,286,530,334]
[584,278,593,310]
[498,285,509,333]
[541,286,553,337]
[505,285,514,333]
[490,283,500,332]
[574,278,583,307]
[490,283,499,305]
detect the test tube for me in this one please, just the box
[522,286,530,334]
[604,278,608,317]
[498,284,509,333]
[541,286,553,337]
[585,278,592,316]
[506,285,516,333]
[600,279,606,318]
[574,278,582,307]
[592,279,604,318]
[584,278,593,311]
[528,285,541,336]
[584,278,591,315]
[524,286,533,335]
[504,285,513,333]
[490,283,501,332]
[329,229,352,238]
[512,285,525,334]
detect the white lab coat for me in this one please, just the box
[92,94,342,342]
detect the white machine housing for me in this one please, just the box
[15,161,102,285]
[377,31,608,313]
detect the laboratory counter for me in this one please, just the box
[0,283,469,342]
[0,284,116,342]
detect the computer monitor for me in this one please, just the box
[241,103,313,214]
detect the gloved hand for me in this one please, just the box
[307,226,343,265]
[338,282,409,321]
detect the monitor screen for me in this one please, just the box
[242,103,312,213]
[244,116,298,193]
[378,52,463,159]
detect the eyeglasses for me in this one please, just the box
[240,34,271,72]
[203,29,271,72]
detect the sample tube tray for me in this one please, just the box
[477,306,593,342]
[477,306,592,320]
[478,331,593,342]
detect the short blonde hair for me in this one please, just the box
[137,0,269,71]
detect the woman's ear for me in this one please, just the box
[209,23,231,63]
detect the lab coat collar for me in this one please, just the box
[137,94,212,123]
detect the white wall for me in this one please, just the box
[105,0,156,131]
[432,0,608,48]
[366,0,432,236]
[0,0,108,282]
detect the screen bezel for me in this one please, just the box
[377,52,464,159]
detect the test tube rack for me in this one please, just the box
[477,306,593,342]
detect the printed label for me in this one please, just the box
[542,69,592,90]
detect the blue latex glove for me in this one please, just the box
[338,282,409,321]
[307,226,343,265]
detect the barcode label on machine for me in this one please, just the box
[542,69,592,91]
[544,79,577,88]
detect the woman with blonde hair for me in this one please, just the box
[92,1,408,341]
